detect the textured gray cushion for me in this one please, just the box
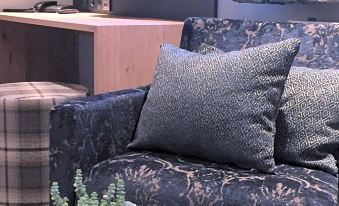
[128,39,300,173]
[275,67,339,175]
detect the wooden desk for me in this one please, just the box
[0,13,183,94]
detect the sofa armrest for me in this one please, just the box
[50,86,148,202]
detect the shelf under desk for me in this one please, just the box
[0,12,183,94]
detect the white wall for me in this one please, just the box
[218,0,339,22]
[0,0,73,10]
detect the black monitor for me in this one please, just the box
[110,0,218,20]
[73,0,218,20]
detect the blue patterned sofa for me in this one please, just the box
[50,18,338,205]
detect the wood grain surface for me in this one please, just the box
[0,21,79,84]
[94,24,183,93]
[0,13,183,94]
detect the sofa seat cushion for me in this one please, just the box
[86,151,338,206]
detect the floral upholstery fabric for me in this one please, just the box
[50,18,339,205]
[180,18,339,70]
[50,87,149,205]
[86,151,338,206]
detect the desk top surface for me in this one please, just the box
[0,12,183,32]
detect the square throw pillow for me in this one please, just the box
[128,39,300,173]
[275,67,339,175]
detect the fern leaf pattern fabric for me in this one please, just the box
[180,18,339,70]
[129,39,300,173]
[275,67,339,175]
[86,151,338,206]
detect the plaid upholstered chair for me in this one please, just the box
[0,82,88,206]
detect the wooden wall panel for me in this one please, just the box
[0,21,79,84]
[0,21,26,83]
[24,25,79,83]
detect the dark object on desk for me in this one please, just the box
[109,0,218,20]
[88,0,110,13]
[73,0,110,13]
[57,9,80,14]
[3,8,35,12]
[72,0,217,19]
[34,1,58,11]
[3,1,77,13]
[3,1,57,12]
[43,5,76,12]
[73,0,89,11]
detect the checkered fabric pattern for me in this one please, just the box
[0,82,88,206]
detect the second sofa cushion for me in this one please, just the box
[275,67,339,175]
[128,39,300,173]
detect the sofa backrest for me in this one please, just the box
[180,18,339,70]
